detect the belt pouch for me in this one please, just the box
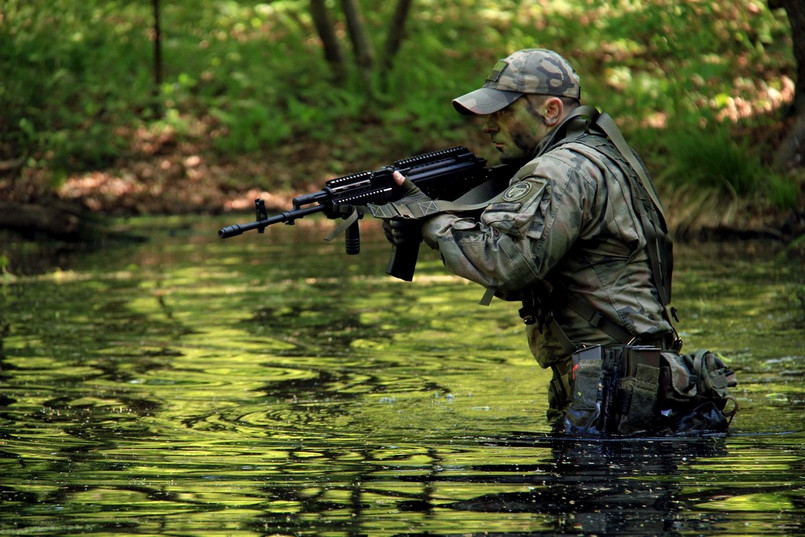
[565,346,605,433]
[614,346,661,434]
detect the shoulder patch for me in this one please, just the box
[502,182,533,202]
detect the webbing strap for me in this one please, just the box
[565,294,633,344]
[520,285,632,354]
[594,113,667,222]
[533,105,599,157]
[368,194,492,220]
[323,207,360,242]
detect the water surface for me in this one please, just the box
[1,216,803,535]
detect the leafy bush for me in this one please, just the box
[1,1,153,170]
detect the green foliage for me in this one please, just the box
[1,0,153,172]
[663,127,762,196]
[660,124,801,208]
[765,173,801,210]
[0,0,797,209]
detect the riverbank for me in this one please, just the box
[1,120,803,248]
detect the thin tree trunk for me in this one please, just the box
[310,0,346,84]
[379,0,414,91]
[769,0,805,113]
[152,0,163,117]
[340,0,374,87]
[769,0,805,169]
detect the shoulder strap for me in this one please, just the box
[589,112,678,341]
[593,113,667,224]
[533,105,600,157]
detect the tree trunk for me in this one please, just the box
[379,0,414,91]
[152,0,163,118]
[340,0,374,87]
[769,0,805,169]
[310,0,346,83]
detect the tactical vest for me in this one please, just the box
[519,107,679,354]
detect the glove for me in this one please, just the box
[381,175,429,246]
[369,172,435,229]
[382,218,423,247]
[395,176,431,206]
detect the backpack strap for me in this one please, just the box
[592,113,676,320]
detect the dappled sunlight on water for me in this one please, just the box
[1,216,803,535]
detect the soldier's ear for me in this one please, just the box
[543,97,563,126]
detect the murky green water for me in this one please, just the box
[1,216,803,536]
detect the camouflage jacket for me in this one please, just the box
[421,129,672,368]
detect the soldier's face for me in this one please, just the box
[483,97,550,162]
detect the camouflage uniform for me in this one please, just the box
[424,49,673,417]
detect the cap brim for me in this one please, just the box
[452,87,522,115]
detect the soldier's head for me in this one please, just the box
[453,49,582,161]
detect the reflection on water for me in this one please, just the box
[0,216,803,535]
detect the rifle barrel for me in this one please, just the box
[218,205,325,238]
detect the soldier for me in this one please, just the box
[382,49,681,430]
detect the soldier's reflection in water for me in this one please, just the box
[428,436,728,536]
[250,433,730,536]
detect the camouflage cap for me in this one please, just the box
[453,49,581,115]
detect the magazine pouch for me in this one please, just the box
[564,346,605,433]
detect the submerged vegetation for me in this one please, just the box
[0,0,802,235]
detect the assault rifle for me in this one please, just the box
[218,146,513,281]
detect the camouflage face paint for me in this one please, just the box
[484,98,553,162]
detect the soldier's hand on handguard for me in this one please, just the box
[392,170,431,204]
[381,171,427,247]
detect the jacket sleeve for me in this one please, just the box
[421,153,591,294]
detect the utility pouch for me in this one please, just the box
[565,345,662,436]
[564,345,739,436]
[613,346,662,435]
[565,346,604,431]
[657,349,739,433]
